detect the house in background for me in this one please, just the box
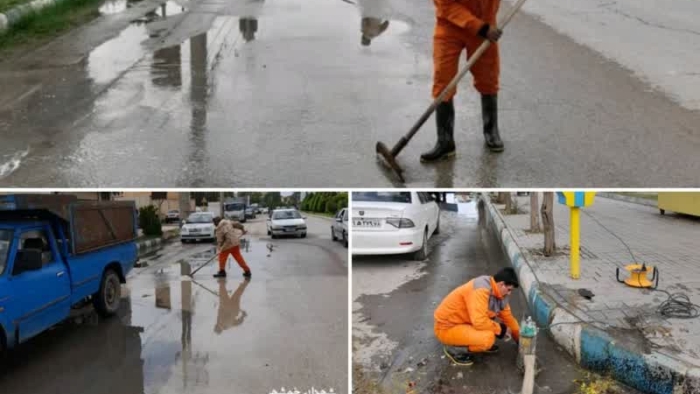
[114,192,195,221]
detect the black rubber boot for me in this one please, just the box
[481,94,504,152]
[243,271,252,278]
[443,346,474,366]
[213,270,227,278]
[420,100,456,162]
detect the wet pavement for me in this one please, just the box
[352,202,641,394]
[0,0,698,187]
[0,216,348,394]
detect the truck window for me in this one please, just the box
[0,229,11,275]
[19,230,54,266]
[225,203,245,211]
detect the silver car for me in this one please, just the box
[267,209,307,238]
[180,212,216,243]
[332,208,348,248]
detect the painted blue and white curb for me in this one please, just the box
[136,237,162,253]
[479,193,700,394]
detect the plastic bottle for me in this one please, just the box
[517,316,538,372]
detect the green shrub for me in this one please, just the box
[325,199,337,213]
[139,205,162,236]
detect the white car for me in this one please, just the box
[331,208,348,248]
[165,210,180,223]
[180,212,216,243]
[352,191,440,260]
[267,209,307,238]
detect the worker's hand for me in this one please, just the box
[496,322,508,339]
[485,26,502,42]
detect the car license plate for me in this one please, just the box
[190,229,200,233]
[284,228,295,232]
[354,218,381,228]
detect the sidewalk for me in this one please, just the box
[482,193,700,394]
[301,211,334,221]
[136,225,179,257]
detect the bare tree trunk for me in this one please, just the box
[496,192,507,204]
[179,192,191,224]
[541,192,555,256]
[504,193,513,213]
[530,192,540,232]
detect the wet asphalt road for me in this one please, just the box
[0,216,348,394]
[352,204,640,394]
[0,0,698,187]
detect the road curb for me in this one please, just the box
[597,193,657,208]
[136,237,162,256]
[479,193,700,394]
[135,229,179,256]
[0,0,59,33]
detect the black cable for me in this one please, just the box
[518,206,700,335]
[580,209,637,267]
[654,289,700,319]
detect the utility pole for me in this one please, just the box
[219,192,224,218]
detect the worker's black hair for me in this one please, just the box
[213,216,222,225]
[494,267,519,288]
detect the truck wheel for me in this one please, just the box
[0,328,6,360]
[94,269,121,317]
[331,228,337,241]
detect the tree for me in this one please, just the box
[150,192,168,220]
[263,192,282,209]
[530,192,540,232]
[246,192,263,205]
[139,206,162,236]
[541,192,555,256]
[178,192,192,223]
[504,192,513,213]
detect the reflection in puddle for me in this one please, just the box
[87,23,148,85]
[88,1,189,85]
[0,148,29,179]
[99,0,186,16]
[99,0,127,14]
[214,279,250,334]
[239,17,258,42]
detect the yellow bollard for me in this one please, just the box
[570,207,580,279]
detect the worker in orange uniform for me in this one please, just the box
[213,216,252,279]
[434,267,520,365]
[421,0,505,163]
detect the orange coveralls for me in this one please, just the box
[432,0,500,100]
[434,275,520,352]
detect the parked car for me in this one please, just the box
[352,191,440,260]
[332,208,348,248]
[180,212,216,243]
[165,209,180,223]
[0,194,138,353]
[267,209,307,238]
[245,207,256,219]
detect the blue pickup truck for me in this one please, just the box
[0,194,138,354]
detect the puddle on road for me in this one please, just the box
[0,148,29,179]
[88,0,189,85]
